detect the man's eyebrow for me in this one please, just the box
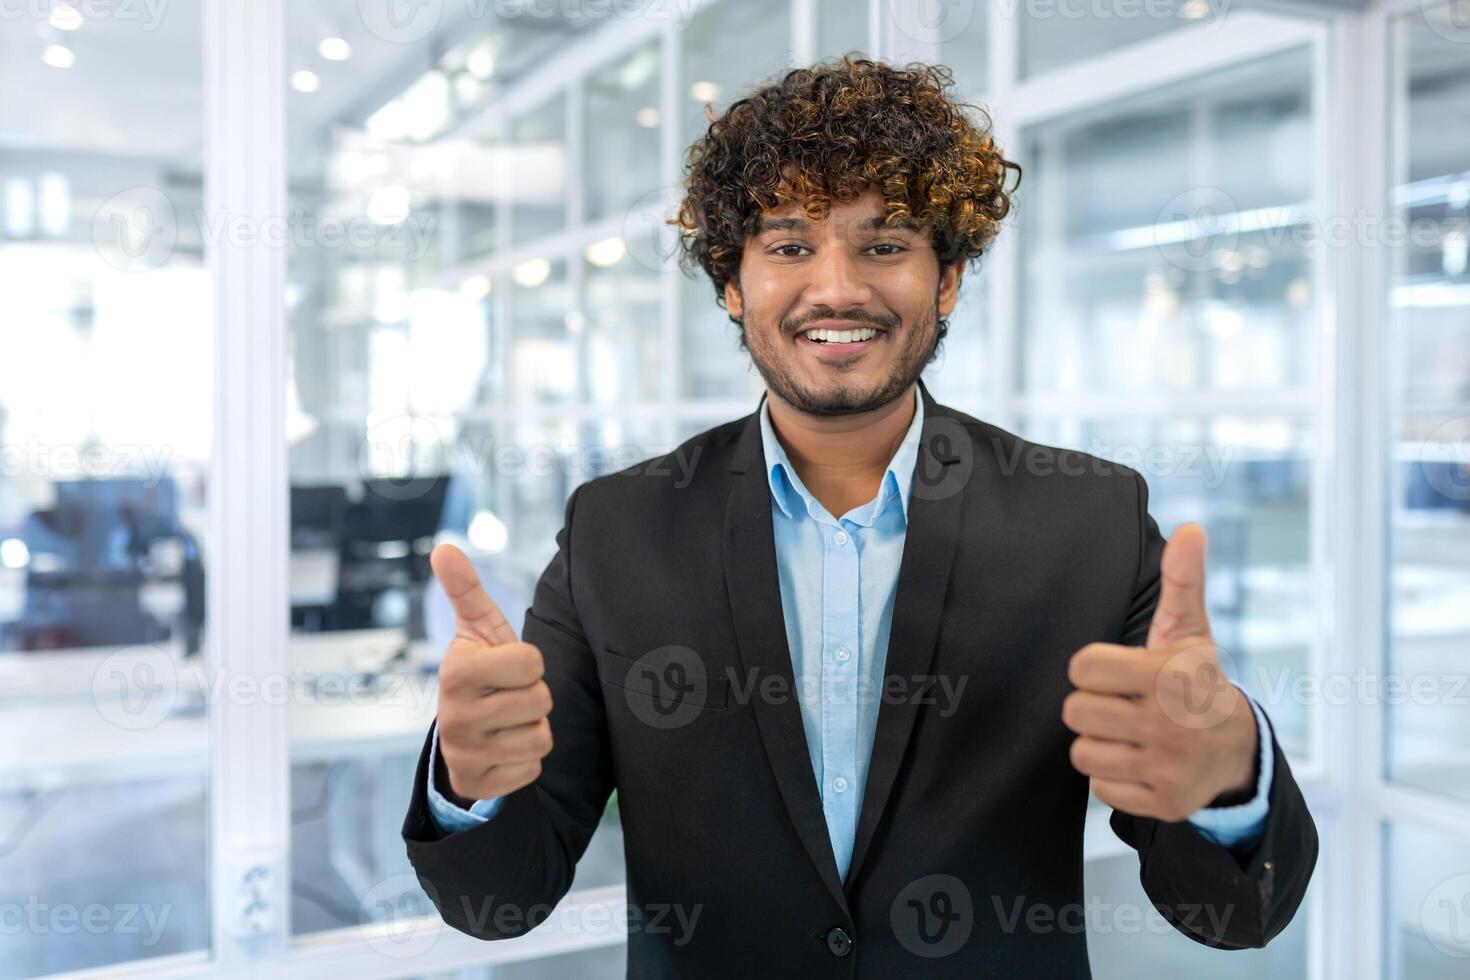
[755,215,925,235]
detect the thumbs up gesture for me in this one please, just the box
[431,543,554,802]
[1062,524,1259,823]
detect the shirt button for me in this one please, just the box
[833,777,848,793]
[835,645,851,663]
[826,926,853,957]
[833,530,848,546]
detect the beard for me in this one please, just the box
[738,296,944,418]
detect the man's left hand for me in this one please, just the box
[1062,523,1259,822]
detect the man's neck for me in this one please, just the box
[765,385,917,517]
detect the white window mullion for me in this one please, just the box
[1320,10,1392,980]
[204,0,291,966]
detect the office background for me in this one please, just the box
[0,0,1467,976]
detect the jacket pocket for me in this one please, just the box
[598,643,730,712]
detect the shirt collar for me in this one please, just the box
[758,386,925,525]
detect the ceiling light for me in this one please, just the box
[319,37,351,61]
[42,44,75,69]
[513,258,551,288]
[291,70,321,93]
[49,4,83,30]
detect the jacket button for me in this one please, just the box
[826,926,853,957]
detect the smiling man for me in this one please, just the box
[402,56,1317,978]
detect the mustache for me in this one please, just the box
[786,311,899,334]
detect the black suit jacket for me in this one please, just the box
[402,377,1317,978]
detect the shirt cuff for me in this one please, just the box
[1186,691,1273,849]
[427,725,505,833]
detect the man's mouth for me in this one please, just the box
[796,325,886,345]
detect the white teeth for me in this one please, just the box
[806,327,879,344]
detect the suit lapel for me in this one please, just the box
[844,378,967,888]
[723,398,850,911]
[721,379,969,904]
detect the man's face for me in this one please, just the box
[724,186,963,418]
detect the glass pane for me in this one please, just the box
[1019,48,1315,398]
[681,0,794,145]
[512,93,568,246]
[283,7,606,940]
[817,0,870,59]
[1387,822,1470,976]
[938,3,988,100]
[1386,10,1470,801]
[584,41,661,224]
[680,271,764,400]
[0,3,210,974]
[583,251,664,406]
[508,257,576,406]
[1020,0,1217,79]
[1020,414,1315,759]
[1084,851,1310,976]
[921,265,989,419]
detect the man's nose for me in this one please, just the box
[802,245,873,311]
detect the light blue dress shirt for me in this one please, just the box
[427,388,1273,866]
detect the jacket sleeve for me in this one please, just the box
[401,481,615,939]
[1110,468,1318,949]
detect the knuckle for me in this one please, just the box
[534,719,554,756]
[1061,693,1080,728]
[437,709,467,744]
[522,643,546,680]
[1068,738,1089,770]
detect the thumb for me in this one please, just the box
[1145,522,1212,650]
[430,542,517,646]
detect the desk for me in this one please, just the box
[0,629,443,922]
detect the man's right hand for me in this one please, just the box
[431,542,553,802]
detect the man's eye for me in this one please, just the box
[773,244,808,257]
[867,243,906,256]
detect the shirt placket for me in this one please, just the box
[819,517,862,866]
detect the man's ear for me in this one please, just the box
[938,257,964,317]
[724,278,743,318]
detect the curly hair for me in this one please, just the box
[671,55,1021,328]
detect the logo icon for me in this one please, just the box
[891,874,973,957]
[1154,187,1239,273]
[1155,642,1242,732]
[359,873,443,958]
[910,416,974,502]
[1422,873,1470,958]
[358,0,444,44]
[93,186,177,272]
[622,645,708,730]
[92,645,179,731]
